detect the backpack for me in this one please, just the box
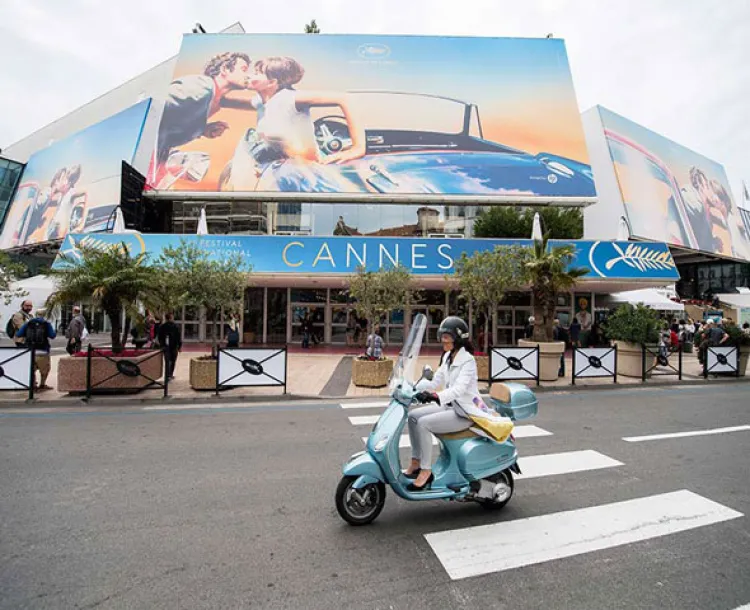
[26,319,48,349]
[5,317,15,339]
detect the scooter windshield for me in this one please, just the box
[389,313,427,394]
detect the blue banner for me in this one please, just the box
[54,233,679,281]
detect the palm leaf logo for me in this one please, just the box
[605,243,676,272]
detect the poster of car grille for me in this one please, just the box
[0,348,32,390]
[599,106,750,261]
[148,34,595,202]
[573,347,616,379]
[217,348,287,388]
[0,100,151,250]
[705,346,739,375]
[490,347,539,381]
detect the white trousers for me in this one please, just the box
[408,404,470,469]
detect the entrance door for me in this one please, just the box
[266,288,287,345]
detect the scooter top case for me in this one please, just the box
[487,382,539,421]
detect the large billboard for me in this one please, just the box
[147,34,595,202]
[599,107,750,260]
[0,100,151,250]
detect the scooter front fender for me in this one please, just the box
[343,451,385,489]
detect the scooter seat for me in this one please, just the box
[436,429,477,441]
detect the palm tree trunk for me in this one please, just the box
[122,314,131,351]
[108,307,122,352]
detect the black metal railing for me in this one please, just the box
[216,348,288,394]
[85,345,169,399]
[642,344,682,381]
[572,346,617,385]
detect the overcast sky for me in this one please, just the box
[1,0,748,201]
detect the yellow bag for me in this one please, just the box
[468,415,514,443]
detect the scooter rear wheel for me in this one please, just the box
[478,469,514,510]
[335,475,386,526]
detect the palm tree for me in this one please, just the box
[48,244,159,352]
[304,20,320,33]
[524,235,588,342]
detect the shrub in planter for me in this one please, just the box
[723,323,750,375]
[604,304,660,377]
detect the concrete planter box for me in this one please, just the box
[614,341,655,378]
[518,339,564,382]
[740,346,750,376]
[57,351,163,394]
[190,357,217,390]
[475,355,489,382]
[352,358,394,388]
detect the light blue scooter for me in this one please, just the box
[336,314,538,526]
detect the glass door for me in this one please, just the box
[266,288,287,344]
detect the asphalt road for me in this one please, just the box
[1,384,749,610]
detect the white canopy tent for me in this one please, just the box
[0,275,61,330]
[608,288,684,312]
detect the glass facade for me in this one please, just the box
[171,201,481,237]
[0,157,24,231]
[678,262,750,299]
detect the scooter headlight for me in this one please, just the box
[373,436,389,452]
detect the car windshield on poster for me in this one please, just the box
[599,106,750,261]
[0,100,151,250]
[149,34,595,201]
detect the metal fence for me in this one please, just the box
[0,347,34,400]
[85,345,169,399]
[489,346,540,386]
[572,346,617,385]
[216,348,288,394]
[642,344,683,381]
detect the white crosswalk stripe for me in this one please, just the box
[517,450,622,479]
[340,400,390,409]
[425,490,743,580]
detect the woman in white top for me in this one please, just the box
[405,316,479,491]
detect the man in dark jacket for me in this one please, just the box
[65,306,86,355]
[157,312,182,380]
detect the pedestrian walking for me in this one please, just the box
[226,313,240,348]
[65,305,87,354]
[8,299,33,348]
[16,308,56,390]
[158,312,182,380]
[366,324,384,360]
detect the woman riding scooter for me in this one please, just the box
[404,316,478,491]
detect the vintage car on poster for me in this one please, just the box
[218,92,596,197]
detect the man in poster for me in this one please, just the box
[153,51,254,186]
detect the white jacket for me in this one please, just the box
[421,347,479,418]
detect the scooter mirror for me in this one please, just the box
[421,365,434,381]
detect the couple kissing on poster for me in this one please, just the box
[152,51,366,192]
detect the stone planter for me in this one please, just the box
[190,357,217,390]
[739,346,750,376]
[517,339,564,382]
[352,358,394,388]
[614,340,655,378]
[57,350,164,394]
[475,355,489,382]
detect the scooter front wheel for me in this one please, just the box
[335,475,386,526]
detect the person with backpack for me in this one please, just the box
[16,308,56,390]
[8,300,33,348]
